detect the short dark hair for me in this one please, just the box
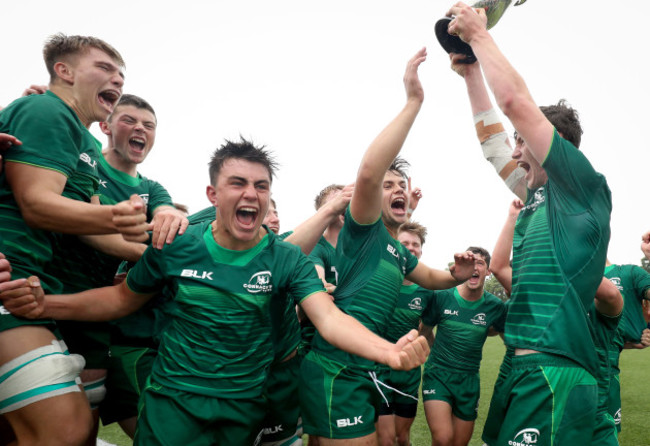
[43,33,124,82]
[109,94,156,122]
[540,99,583,148]
[208,137,278,186]
[398,221,428,245]
[389,157,410,179]
[466,246,491,267]
[314,184,344,210]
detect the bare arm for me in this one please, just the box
[285,184,353,255]
[448,4,554,164]
[491,199,523,294]
[406,251,475,290]
[350,48,426,225]
[78,234,147,262]
[594,277,624,318]
[451,54,526,200]
[300,291,429,370]
[5,162,150,241]
[0,277,154,321]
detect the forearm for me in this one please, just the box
[43,284,148,321]
[21,191,118,234]
[470,32,532,120]
[285,205,340,255]
[408,265,462,291]
[79,234,147,262]
[316,308,398,365]
[357,100,422,187]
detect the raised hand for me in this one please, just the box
[404,47,427,104]
[449,250,476,282]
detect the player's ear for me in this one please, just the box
[53,61,74,84]
[206,185,217,207]
[99,121,111,136]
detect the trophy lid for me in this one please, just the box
[434,17,476,64]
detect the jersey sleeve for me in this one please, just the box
[542,129,608,211]
[1,95,82,178]
[125,244,167,295]
[308,241,327,268]
[288,249,327,305]
[630,265,650,301]
[337,207,382,258]
[144,179,174,220]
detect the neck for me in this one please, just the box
[323,225,341,247]
[49,83,92,128]
[457,283,483,301]
[103,147,138,177]
[211,219,264,251]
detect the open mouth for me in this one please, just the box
[98,90,120,112]
[129,137,146,152]
[468,272,480,284]
[236,206,258,228]
[391,197,406,216]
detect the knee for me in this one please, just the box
[396,432,411,446]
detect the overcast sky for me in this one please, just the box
[2,0,648,269]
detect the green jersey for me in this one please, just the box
[300,236,339,353]
[384,284,435,343]
[311,208,418,368]
[0,91,100,295]
[47,153,173,292]
[125,221,324,398]
[604,264,650,345]
[309,236,339,285]
[423,288,506,374]
[187,206,215,225]
[506,130,612,377]
[589,304,621,411]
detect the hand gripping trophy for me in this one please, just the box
[435,0,527,63]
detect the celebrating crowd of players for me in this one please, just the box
[1,3,649,446]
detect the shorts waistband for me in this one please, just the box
[512,352,584,369]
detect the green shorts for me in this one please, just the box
[259,353,302,443]
[495,353,598,446]
[375,364,420,417]
[482,348,513,445]
[299,351,380,439]
[591,409,618,446]
[58,321,110,369]
[421,366,480,421]
[135,378,266,446]
[100,345,156,425]
[607,371,621,433]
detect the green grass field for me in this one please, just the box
[98,337,650,445]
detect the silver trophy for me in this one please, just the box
[435,0,527,64]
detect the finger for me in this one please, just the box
[165,219,181,245]
[178,217,189,236]
[0,278,28,294]
[408,177,412,192]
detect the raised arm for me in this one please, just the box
[448,3,554,164]
[350,48,426,224]
[491,199,523,294]
[285,184,353,254]
[406,251,475,290]
[450,53,526,200]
